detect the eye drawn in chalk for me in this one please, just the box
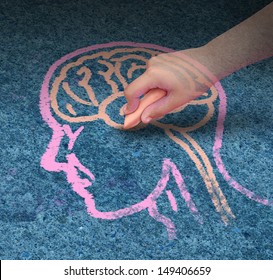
[40,42,272,239]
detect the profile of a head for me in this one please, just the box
[40,42,238,239]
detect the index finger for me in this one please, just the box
[123,70,157,115]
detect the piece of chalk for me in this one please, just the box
[123,89,166,129]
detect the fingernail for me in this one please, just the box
[124,103,138,115]
[124,104,133,115]
[123,104,128,114]
[143,117,152,124]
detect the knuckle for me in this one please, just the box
[147,55,158,67]
[145,65,157,77]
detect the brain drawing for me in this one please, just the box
[40,42,272,239]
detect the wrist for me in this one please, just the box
[174,46,222,86]
[203,41,236,81]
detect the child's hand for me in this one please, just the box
[124,2,273,124]
[124,48,212,124]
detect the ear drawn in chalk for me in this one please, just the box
[40,42,272,240]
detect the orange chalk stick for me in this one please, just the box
[123,89,166,129]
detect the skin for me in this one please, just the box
[123,88,166,129]
[124,2,273,124]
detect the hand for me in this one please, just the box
[123,47,212,124]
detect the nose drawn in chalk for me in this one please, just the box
[40,42,272,240]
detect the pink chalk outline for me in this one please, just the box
[176,51,272,207]
[166,190,178,212]
[40,42,272,240]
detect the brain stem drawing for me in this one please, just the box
[40,42,272,240]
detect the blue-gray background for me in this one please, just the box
[0,0,272,259]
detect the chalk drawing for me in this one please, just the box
[40,42,272,239]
